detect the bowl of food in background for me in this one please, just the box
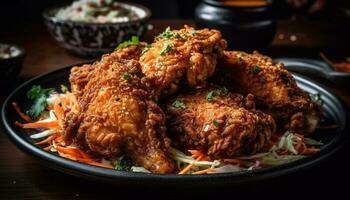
[0,43,25,86]
[43,0,151,57]
[195,0,276,51]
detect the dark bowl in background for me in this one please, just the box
[43,2,151,58]
[0,43,25,86]
[195,0,276,51]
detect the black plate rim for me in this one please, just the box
[274,57,350,78]
[1,63,349,185]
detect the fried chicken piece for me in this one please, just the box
[165,87,276,158]
[140,26,227,96]
[63,57,175,173]
[69,43,147,100]
[213,51,320,134]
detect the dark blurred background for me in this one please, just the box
[1,1,350,199]
[1,0,349,31]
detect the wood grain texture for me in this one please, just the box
[1,19,349,200]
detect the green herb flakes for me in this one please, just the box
[213,120,219,127]
[26,85,55,119]
[122,72,131,80]
[141,44,152,54]
[250,65,261,74]
[259,76,267,83]
[190,30,197,36]
[116,36,139,49]
[205,87,228,102]
[155,27,183,41]
[115,157,128,171]
[160,43,174,56]
[172,100,186,109]
[60,84,68,93]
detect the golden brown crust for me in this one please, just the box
[64,56,174,173]
[214,51,321,134]
[140,26,227,97]
[165,88,276,158]
[63,27,321,174]
[69,43,147,100]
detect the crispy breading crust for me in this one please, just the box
[166,88,276,157]
[213,51,321,134]
[63,56,175,173]
[140,26,227,97]
[69,43,147,100]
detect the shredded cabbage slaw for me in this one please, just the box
[13,87,324,174]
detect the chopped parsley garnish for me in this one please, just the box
[190,30,197,36]
[155,27,183,41]
[160,43,174,56]
[206,91,215,102]
[60,84,68,93]
[213,120,219,127]
[174,32,183,39]
[122,72,131,80]
[141,44,152,54]
[26,85,55,119]
[116,36,139,49]
[172,100,186,109]
[310,92,323,105]
[259,76,267,83]
[250,65,261,74]
[205,87,228,102]
[115,157,128,171]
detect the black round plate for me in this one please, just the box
[1,64,349,187]
[273,58,350,86]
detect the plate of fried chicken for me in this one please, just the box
[1,26,349,186]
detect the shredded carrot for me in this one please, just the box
[54,135,63,143]
[53,101,65,121]
[14,92,113,170]
[56,146,92,159]
[57,151,78,161]
[302,147,320,155]
[188,150,202,156]
[43,145,53,151]
[12,102,30,121]
[178,155,203,175]
[78,150,93,159]
[47,104,53,110]
[15,120,59,129]
[78,160,114,169]
[55,146,113,169]
[192,167,214,175]
[36,134,59,145]
[56,146,83,158]
[188,150,211,160]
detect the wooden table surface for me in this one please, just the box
[1,19,349,199]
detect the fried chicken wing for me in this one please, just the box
[213,51,320,134]
[165,87,276,157]
[63,56,175,173]
[140,26,227,96]
[69,43,147,100]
